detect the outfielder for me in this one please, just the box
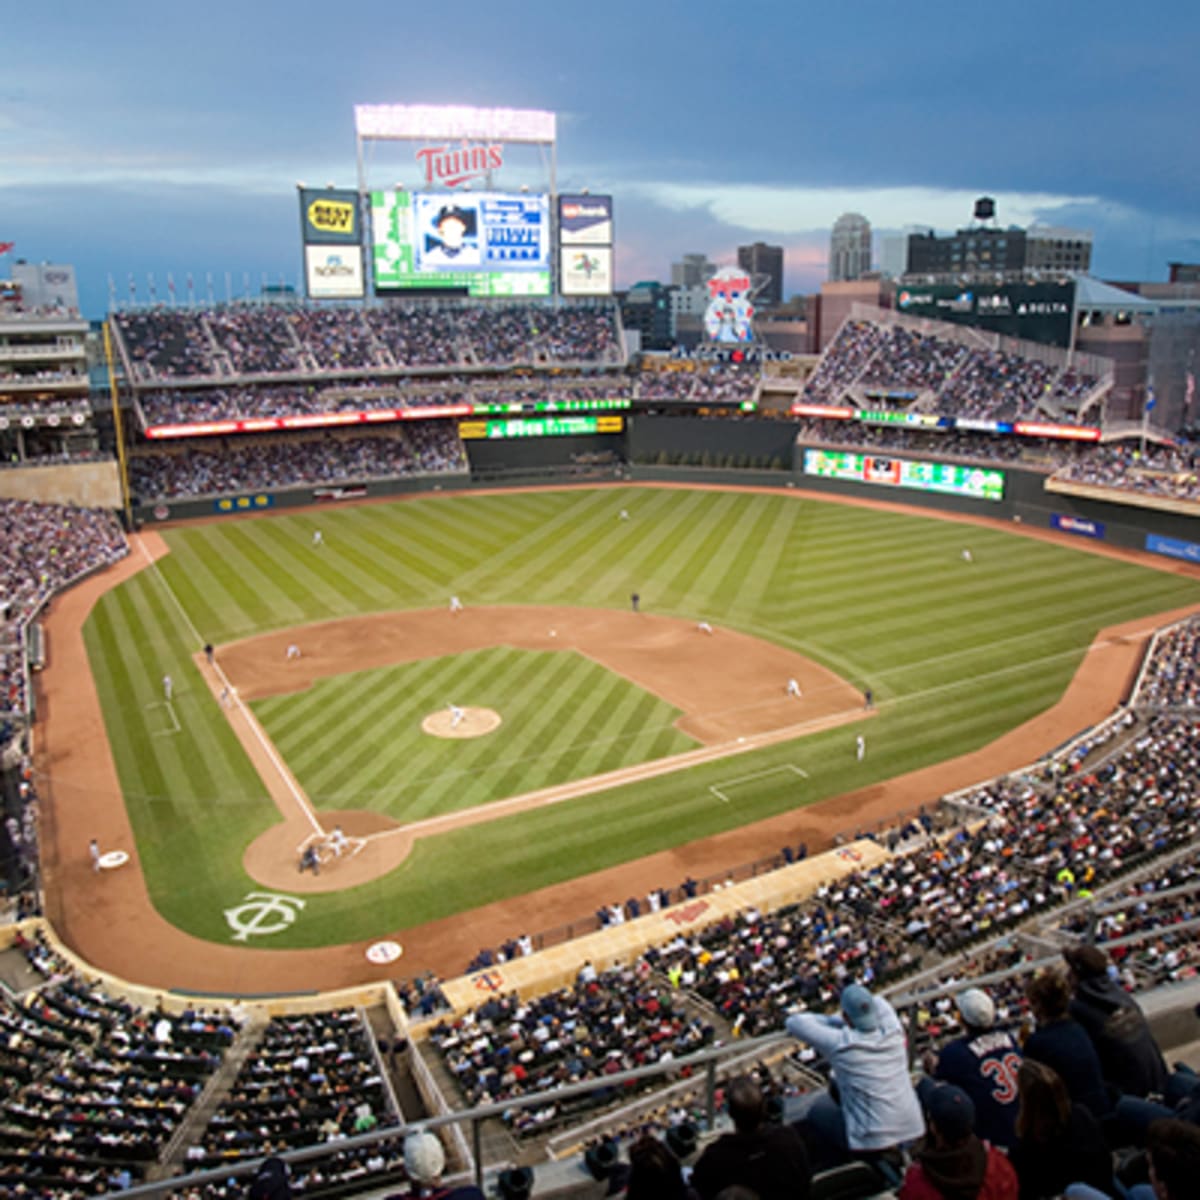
[856,734,866,761]
[312,529,324,547]
[162,674,173,701]
[962,548,973,563]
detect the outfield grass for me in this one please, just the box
[82,486,1200,947]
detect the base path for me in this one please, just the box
[31,492,1200,995]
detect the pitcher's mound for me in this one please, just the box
[422,707,502,739]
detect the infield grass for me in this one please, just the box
[82,486,1200,946]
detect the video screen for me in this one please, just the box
[370,189,551,296]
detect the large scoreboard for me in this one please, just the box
[370,189,551,296]
[804,449,1005,501]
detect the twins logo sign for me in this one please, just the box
[224,892,306,942]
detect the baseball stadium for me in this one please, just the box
[3,103,1200,1200]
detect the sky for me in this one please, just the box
[4,1,1200,318]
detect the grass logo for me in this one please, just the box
[224,892,306,942]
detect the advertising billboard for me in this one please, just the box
[803,448,1005,501]
[371,189,551,296]
[704,267,756,343]
[559,195,613,245]
[298,188,361,245]
[560,247,613,296]
[894,282,1074,348]
[304,245,365,299]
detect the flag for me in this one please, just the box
[1187,372,1196,411]
[1145,387,1156,412]
[0,242,14,256]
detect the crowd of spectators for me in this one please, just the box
[799,315,1103,425]
[2,932,230,1196]
[1136,617,1200,710]
[1,758,41,922]
[127,425,467,501]
[0,500,126,724]
[428,961,716,1135]
[1054,441,1200,503]
[113,303,622,382]
[192,1009,395,1168]
[136,371,634,427]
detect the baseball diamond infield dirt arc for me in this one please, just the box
[31,484,1200,996]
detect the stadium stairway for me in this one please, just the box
[152,1010,268,1180]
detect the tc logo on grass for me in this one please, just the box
[224,892,306,942]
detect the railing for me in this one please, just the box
[113,1031,786,1199]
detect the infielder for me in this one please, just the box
[162,674,173,701]
[89,838,101,873]
[698,620,714,635]
[286,643,301,660]
[449,595,464,614]
[856,734,866,761]
[786,678,802,698]
[449,703,465,729]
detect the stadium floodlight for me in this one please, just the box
[296,180,307,189]
[354,103,556,144]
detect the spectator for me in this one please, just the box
[921,988,1022,1151]
[1023,970,1112,1118]
[1009,1060,1113,1200]
[690,1075,811,1200]
[1062,943,1168,1100]
[626,1134,697,1200]
[899,1083,1018,1200]
[786,984,925,1171]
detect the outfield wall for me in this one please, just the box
[628,415,1200,556]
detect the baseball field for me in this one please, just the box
[75,484,1200,954]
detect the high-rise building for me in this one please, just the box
[829,213,872,282]
[670,253,716,289]
[737,242,784,307]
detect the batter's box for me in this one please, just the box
[710,764,808,804]
[144,700,181,738]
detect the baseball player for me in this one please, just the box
[204,643,214,666]
[856,734,866,761]
[327,825,348,858]
[162,674,173,702]
[449,595,464,614]
[89,838,101,873]
[786,677,802,698]
[630,592,640,613]
[286,643,301,661]
[449,703,465,729]
[312,529,324,547]
[962,548,973,563]
[697,620,714,635]
[619,509,630,521]
[219,685,232,707]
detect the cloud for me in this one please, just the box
[628,182,1099,237]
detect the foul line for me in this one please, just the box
[136,535,324,836]
[710,764,808,804]
[145,700,181,737]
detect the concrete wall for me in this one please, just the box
[0,460,122,509]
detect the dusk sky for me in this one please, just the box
[5,1,1199,317]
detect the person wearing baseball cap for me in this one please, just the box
[920,987,1022,1151]
[898,1083,1018,1200]
[786,983,925,1172]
